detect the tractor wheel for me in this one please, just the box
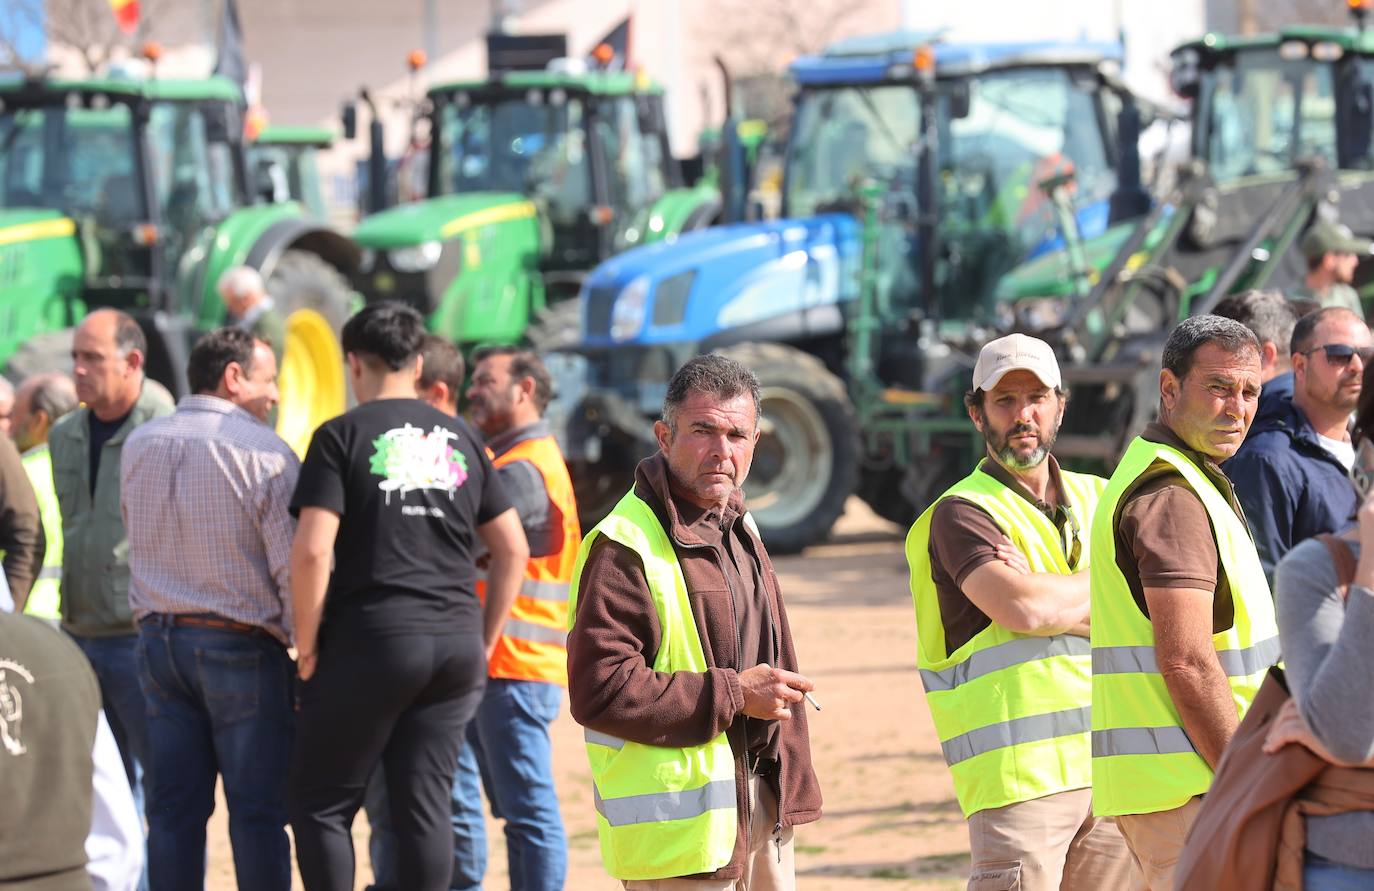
[716,342,859,554]
[6,330,75,381]
[855,465,917,529]
[525,298,582,352]
[268,249,353,457]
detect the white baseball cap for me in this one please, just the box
[972,333,1062,391]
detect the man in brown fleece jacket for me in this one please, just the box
[568,354,821,890]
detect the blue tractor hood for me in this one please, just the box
[577,214,863,349]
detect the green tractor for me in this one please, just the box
[0,75,356,456]
[348,54,721,352]
[979,14,1374,479]
[250,124,333,219]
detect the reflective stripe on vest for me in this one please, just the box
[1089,437,1280,818]
[906,463,1107,818]
[477,433,580,686]
[21,446,62,621]
[568,490,737,881]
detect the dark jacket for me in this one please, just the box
[1224,388,1357,581]
[0,612,99,890]
[567,455,822,880]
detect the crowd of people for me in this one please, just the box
[2,237,1374,891]
[910,274,1374,890]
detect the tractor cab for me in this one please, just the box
[250,124,332,218]
[0,74,358,457]
[427,71,681,270]
[0,77,249,318]
[350,49,718,352]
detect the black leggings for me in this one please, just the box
[288,625,485,891]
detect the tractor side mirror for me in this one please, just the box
[256,158,289,205]
[341,102,358,140]
[946,81,971,120]
[204,103,234,143]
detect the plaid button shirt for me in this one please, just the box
[121,395,300,644]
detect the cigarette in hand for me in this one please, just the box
[804,692,822,711]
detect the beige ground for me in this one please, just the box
[206,498,968,890]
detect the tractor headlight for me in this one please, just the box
[388,241,443,273]
[610,275,650,341]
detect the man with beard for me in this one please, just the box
[905,334,1132,891]
[1226,307,1370,579]
[1293,220,1368,316]
[1090,315,1279,890]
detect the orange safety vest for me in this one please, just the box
[477,432,581,685]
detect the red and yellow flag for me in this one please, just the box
[109,0,139,35]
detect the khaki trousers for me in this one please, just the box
[1113,796,1204,891]
[966,788,1137,891]
[623,773,795,891]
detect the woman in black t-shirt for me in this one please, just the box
[286,303,528,891]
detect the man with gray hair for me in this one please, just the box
[218,266,285,364]
[1211,289,1302,384]
[12,372,79,620]
[1089,315,1280,889]
[567,353,822,889]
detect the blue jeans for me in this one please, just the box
[136,618,295,891]
[71,631,150,891]
[1305,854,1374,890]
[367,679,566,891]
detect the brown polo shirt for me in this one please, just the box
[1113,422,1240,632]
[927,456,1082,653]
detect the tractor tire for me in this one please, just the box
[6,330,75,381]
[525,298,582,352]
[268,249,354,457]
[716,342,859,554]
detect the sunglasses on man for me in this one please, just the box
[1303,343,1374,366]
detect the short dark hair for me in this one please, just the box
[1163,315,1260,379]
[188,327,258,395]
[341,301,425,371]
[663,354,761,430]
[471,345,554,413]
[1211,290,1299,353]
[1290,306,1364,356]
[110,310,146,357]
[418,333,465,398]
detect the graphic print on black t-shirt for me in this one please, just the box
[291,399,511,634]
[368,423,469,516]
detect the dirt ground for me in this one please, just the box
[205,498,969,890]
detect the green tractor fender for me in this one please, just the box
[195,204,361,456]
[643,183,721,244]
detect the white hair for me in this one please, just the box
[217,266,266,301]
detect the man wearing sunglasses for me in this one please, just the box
[906,335,1132,891]
[1227,306,1371,579]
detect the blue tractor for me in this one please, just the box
[554,33,1155,552]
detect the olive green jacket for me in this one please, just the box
[51,382,174,637]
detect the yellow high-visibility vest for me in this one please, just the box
[21,445,62,620]
[568,490,737,880]
[907,462,1105,817]
[1090,437,1279,817]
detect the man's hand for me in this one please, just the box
[297,651,318,681]
[738,664,813,721]
[995,538,1031,575]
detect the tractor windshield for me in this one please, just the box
[938,66,1115,254]
[435,90,589,201]
[785,85,920,218]
[1200,48,1337,180]
[0,102,143,221]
